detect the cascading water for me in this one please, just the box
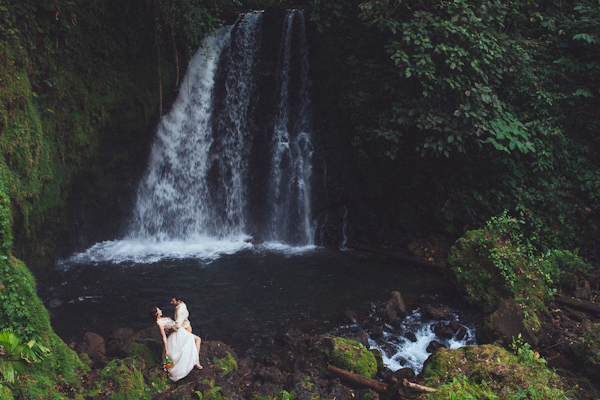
[48,11,476,374]
[129,13,263,242]
[71,11,315,263]
[267,10,314,245]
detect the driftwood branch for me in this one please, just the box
[325,365,436,394]
[326,365,390,392]
[556,296,600,314]
[403,379,437,393]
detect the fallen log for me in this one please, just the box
[325,365,437,394]
[326,365,390,393]
[403,379,437,393]
[556,296,600,315]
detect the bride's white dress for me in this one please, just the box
[159,318,199,381]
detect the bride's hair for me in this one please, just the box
[149,306,160,320]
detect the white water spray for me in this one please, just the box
[267,10,314,245]
[69,11,316,263]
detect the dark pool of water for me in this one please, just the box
[37,247,465,351]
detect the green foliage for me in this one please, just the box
[309,0,600,255]
[0,385,13,400]
[0,328,49,386]
[300,374,313,391]
[0,255,85,398]
[330,337,377,379]
[0,0,226,267]
[0,173,12,252]
[100,358,148,400]
[356,0,532,158]
[309,1,362,33]
[536,249,593,290]
[212,351,238,376]
[452,209,595,306]
[449,211,546,309]
[154,0,224,48]
[129,341,161,367]
[196,379,223,400]
[511,334,546,368]
[252,390,294,400]
[0,256,49,340]
[422,345,571,399]
[438,374,500,400]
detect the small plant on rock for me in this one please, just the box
[196,379,223,400]
[0,328,49,386]
[212,352,237,376]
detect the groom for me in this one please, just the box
[170,294,193,333]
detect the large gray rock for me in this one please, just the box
[378,291,408,325]
[76,331,106,360]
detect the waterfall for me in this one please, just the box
[128,23,235,241]
[267,10,314,245]
[124,10,314,252]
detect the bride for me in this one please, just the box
[149,306,202,381]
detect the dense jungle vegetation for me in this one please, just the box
[309,0,600,254]
[1,0,599,398]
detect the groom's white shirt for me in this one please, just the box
[174,302,191,331]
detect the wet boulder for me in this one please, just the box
[426,340,446,353]
[342,308,359,324]
[348,331,370,348]
[76,331,106,361]
[369,327,384,341]
[378,291,408,325]
[434,321,462,339]
[456,326,468,341]
[392,367,416,381]
[370,348,384,370]
[424,304,454,320]
[405,331,417,342]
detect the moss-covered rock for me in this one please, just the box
[0,255,86,399]
[329,337,377,379]
[421,344,569,399]
[448,212,547,311]
[478,299,541,346]
[129,340,161,367]
[370,348,384,371]
[99,358,148,400]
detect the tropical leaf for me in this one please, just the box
[0,329,48,384]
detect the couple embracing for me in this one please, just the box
[149,294,203,381]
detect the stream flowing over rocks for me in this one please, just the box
[68,271,600,400]
[74,291,476,400]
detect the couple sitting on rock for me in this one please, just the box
[149,294,202,381]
